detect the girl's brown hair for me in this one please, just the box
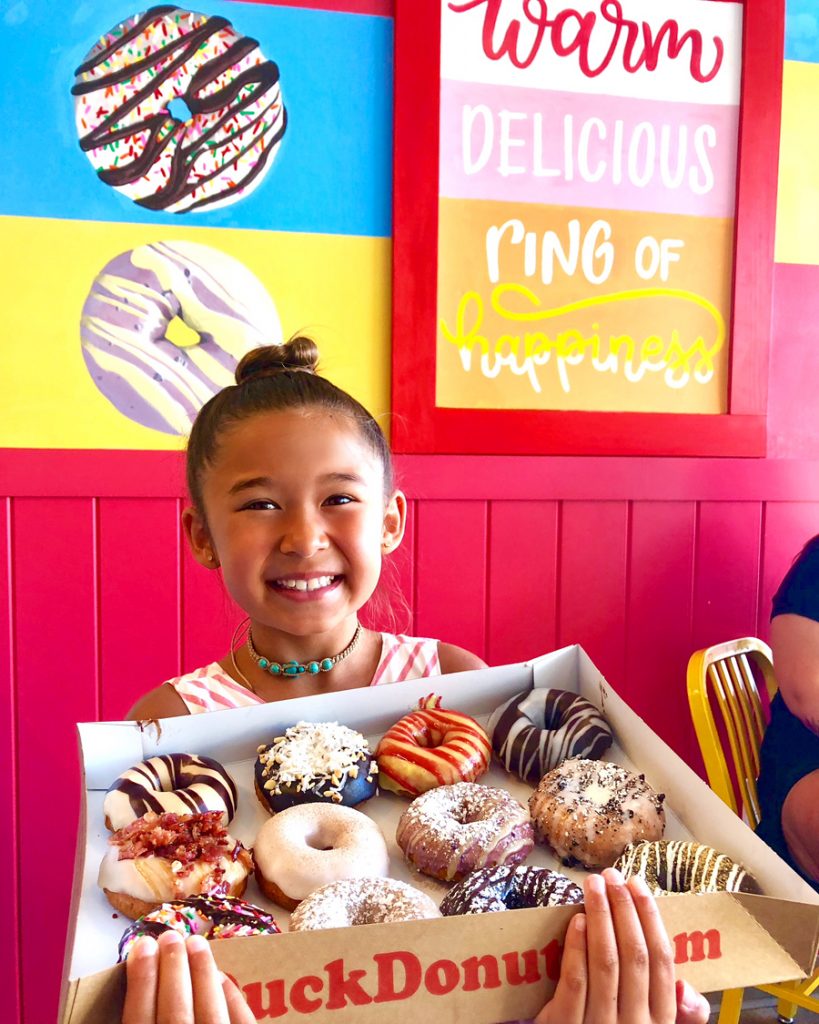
[186,337,393,511]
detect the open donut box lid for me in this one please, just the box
[60,645,819,1023]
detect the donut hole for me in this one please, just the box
[304,830,336,852]
[165,316,200,349]
[167,96,193,124]
[416,728,447,749]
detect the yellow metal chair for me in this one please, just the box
[687,637,819,1023]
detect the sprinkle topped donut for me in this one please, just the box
[72,7,287,213]
[255,721,378,813]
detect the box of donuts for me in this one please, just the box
[60,645,819,1023]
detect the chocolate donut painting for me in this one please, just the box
[71,6,287,214]
[80,241,281,434]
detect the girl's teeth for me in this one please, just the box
[278,576,334,591]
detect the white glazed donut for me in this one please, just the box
[253,804,390,910]
[488,688,612,784]
[528,758,666,870]
[289,878,441,931]
[72,7,287,213]
[104,753,238,831]
[80,241,281,435]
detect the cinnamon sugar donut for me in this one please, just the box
[440,865,583,916]
[289,878,440,931]
[615,840,762,895]
[489,688,612,783]
[376,695,491,797]
[396,781,534,882]
[529,758,665,870]
[253,803,389,910]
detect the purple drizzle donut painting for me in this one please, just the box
[80,241,281,434]
[71,6,287,213]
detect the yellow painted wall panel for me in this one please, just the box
[775,59,819,265]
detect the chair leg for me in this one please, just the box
[718,989,744,1024]
[776,994,797,1024]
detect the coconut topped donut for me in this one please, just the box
[489,688,613,784]
[529,758,666,870]
[255,721,378,813]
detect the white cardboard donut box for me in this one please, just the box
[59,645,819,1023]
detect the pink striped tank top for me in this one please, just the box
[166,633,441,714]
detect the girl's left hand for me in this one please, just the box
[123,930,255,1024]
[535,869,710,1024]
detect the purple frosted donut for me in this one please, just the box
[488,688,612,784]
[440,864,583,916]
[396,782,534,882]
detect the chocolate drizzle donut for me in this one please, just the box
[440,864,583,916]
[72,7,287,213]
[615,840,762,895]
[104,753,237,831]
[489,688,613,784]
[529,758,666,870]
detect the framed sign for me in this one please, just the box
[392,0,783,455]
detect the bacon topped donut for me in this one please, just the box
[375,694,491,797]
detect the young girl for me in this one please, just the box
[129,336,485,720]
[124,337,709,1024]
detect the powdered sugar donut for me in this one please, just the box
[289,878,440,931]
[253,803,390,910]
[396,781,534,882]
[81,241,281,434]
[72,7,286,213]
[529,758,666,870]
[103,752,238,831]
[489,688,612,784]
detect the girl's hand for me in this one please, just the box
[123,931,255,1024]
[535,869,710,1024]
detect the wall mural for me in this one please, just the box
[0,1,392,450]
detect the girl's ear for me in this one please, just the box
[182,505,219,568]
[382,490,407,555]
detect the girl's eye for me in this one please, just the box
[241,499,279,511]
[323,494,354,506]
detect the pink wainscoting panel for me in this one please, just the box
[558,502,629,698]
[0,499,21,1024]
[98,498,182,719]
[760,502,819,636]
[180,543,244,674]
[486,501,559,667]
[692,502,764,655]
[627,502,698,764]
[12,498,98,1024]
[414,499,488,657]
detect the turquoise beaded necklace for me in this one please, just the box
[246,622,363,678]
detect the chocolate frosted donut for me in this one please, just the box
[440,865,583,917]
[396,781,534,882]
[529,758,666,870]
[255,721,378,813]
[104,753,238,831]
[289,877,441,931]
[118,894,280,961]
[615,840,762,895]
[489,688,612,784]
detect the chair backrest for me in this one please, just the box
[686,637,779,826]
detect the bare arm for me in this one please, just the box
[437,642,488,675]
[770,614,819,735]
[128,683,191,721]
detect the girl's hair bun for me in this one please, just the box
[235,336,320,386]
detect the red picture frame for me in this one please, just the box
[391,0,782,456]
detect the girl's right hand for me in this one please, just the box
[123,930,255,1024]
[535,869,710,1024]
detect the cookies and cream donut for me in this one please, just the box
[80,241,281,435]
[255,722,378,813]
[440,864,583,917]
[489,688,613,784]
[253,803,390,910]
[118,894,280,961]
[72,7,286,213]
[98,811,252,919]
[376,694,492,797]
[289,877,441,931]
[529,758,666,870]
[104,752,238,831]
[615,840,762,895]
[396,781,534,882]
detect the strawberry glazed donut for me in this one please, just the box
[72,7,287,213]
[375,694,491,797]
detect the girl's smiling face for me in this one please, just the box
[184,407,405,650]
